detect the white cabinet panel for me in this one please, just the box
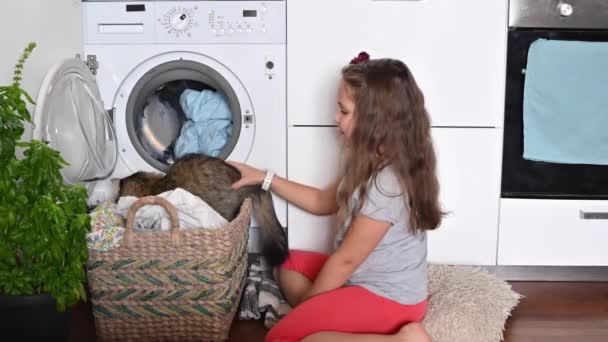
[498,199,608,266]
[287,127,342,253]
[429,128,502,265]
[287,127,502,265]
[287,0,508,127]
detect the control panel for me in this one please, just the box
[209,3,269,36]
[83,1,286,44]
[155,1,284,43]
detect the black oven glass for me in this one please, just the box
[502,29,608,199]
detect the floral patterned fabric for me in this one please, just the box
[87,201,125,252]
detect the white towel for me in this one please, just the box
[116,188,228,231]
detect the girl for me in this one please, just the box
[229,53,442,342]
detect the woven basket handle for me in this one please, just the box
[124,196,181,248]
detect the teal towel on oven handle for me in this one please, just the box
[523,38,608,165]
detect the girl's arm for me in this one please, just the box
[269,176,339,216]
[227,161,339,216]
[301,215,391,301]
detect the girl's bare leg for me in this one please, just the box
[274,267,312,307]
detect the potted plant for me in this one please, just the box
[0,43,90,339]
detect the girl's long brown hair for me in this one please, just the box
[337,58,443,234]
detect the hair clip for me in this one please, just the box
[349,51,370,65]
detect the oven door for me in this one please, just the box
[501,29,608,199]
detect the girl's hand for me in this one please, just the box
[226,160,265,189]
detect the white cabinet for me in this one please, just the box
[287,127,502,265]
[287,127,342,253]
[498,199,608,266]
[286,1,507,264]
[429,128,502,265]
[287,0,508,127]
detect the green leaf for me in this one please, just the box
[0,42,88,312]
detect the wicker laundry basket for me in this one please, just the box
[87,196,251,341]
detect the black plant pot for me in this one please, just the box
[0,293,71,341]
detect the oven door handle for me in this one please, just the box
[579,211,608,220]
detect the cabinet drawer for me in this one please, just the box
[498,199,608,266]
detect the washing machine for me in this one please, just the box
[32,0,287,227]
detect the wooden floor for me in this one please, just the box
[503,282,608,342]
[70,282,608,341]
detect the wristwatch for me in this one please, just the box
[261,170,275,191]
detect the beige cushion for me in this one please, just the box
[422,265,522,342]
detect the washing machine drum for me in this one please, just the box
[124,60,243,172]
[33,57,118,185]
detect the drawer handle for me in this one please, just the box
[580,211,608,220]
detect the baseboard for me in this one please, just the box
[478,266,608,282]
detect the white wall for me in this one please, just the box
[0,0,83,141]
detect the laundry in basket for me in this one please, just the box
[87,196,251,341]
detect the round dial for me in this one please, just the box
[170,11,190,31]
[162,7,197,36]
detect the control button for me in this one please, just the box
[559,3,573,16]
[265,56,276,76]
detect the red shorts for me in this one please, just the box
[265,250,427,342]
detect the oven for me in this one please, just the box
[501,0,608,199]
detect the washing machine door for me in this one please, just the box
[33,57,118,185]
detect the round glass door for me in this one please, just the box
[34,58,117,185]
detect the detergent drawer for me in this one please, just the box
[83,1,155,44]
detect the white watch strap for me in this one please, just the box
[261,170,275,191]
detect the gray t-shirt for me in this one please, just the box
[334,166,428,305]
